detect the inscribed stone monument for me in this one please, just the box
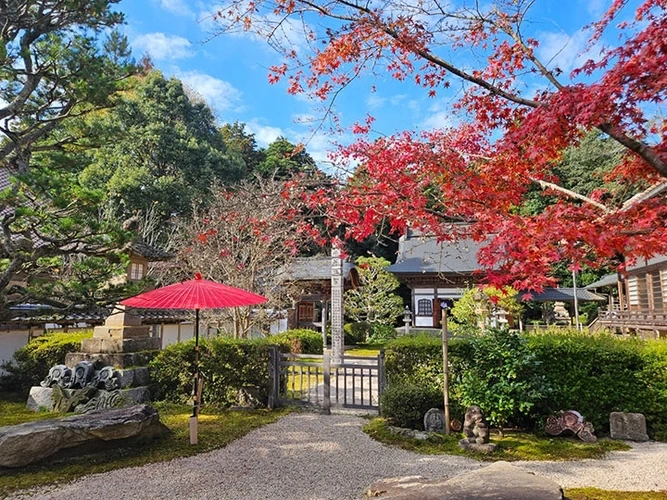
[610,412,649,442]
[330,248,344,363]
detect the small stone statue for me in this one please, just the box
[458,405,497,453]
[90,366,120,391]
[40,365,72,388]
[462,405,490,444]
[423,408,445,432]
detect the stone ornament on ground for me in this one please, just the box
[0,404,168,468]
[609,412,649,442]
[458,405,497,453]
[545,410,597,442]
[423,408,445,432]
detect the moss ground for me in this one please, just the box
[0,400,289,497]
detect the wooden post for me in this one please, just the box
[441,305,451,435]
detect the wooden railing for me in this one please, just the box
[597,308,667,329]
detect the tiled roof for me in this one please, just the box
[584,274,618,289]
[520,288,607,302]
[388,233,485,274]
[129,241,174,261]
[280,255,357,281]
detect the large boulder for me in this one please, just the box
[366,462,563,500]
[0,404,168,468]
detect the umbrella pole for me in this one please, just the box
[193,309,200,417]
[190,309,200,445]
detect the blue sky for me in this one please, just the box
[118,0,632,167]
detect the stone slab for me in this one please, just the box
[27,386,55,412]
[0,404,168,468]
[26,386,152,412]
[93,325,151,340]
[81,337,161,354]
[65,351,158,369]
[101,307,143,327]
[610,412,649,442]
[366,462,563,500]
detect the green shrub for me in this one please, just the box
[453,328,549,432]
[344,322,371,345]
[527,333,667,435]
[382,330,667,438]
[271,328,323,354]
[366,324,398,344]
[0,331,92,394]
[384,333,444,388]
[380,382,443,430]
[149,337,289,406]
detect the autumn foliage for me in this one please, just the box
[211,0,667,289]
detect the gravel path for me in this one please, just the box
[10,413,667,500]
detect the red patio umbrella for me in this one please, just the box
[121,272,267,441]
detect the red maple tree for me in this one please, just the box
[211,0,667,289]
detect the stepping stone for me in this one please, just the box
[366,461,563,499]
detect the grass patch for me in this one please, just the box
[363,418,630,461]
[565,488,667,499]
[0,394,57,427]
[345,347,382,357]
[0,402,290,497]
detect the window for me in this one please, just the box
[417,299,432,316]
[130,262,144,281]
[627,277,638,306]
[298,302,314,322]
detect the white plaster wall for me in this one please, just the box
[0,330,42,374]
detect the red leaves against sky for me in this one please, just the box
[213,0,666,290]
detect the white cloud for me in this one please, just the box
[366,94,386,110]
[536,29,602,77]
[132,32,193,61]
[419,100,455,130]
[245,121,285,147]
[158,0,196,18]
[176,71,242,113]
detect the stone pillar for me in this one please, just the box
[321,299,328,353]
[331,249,344,364]
[66,305,161,368]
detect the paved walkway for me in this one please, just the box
[10,413,667,500]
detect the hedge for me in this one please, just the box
[0,331,92,394]
[149,329,321,407]
[383,330,667,439]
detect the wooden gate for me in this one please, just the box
[268,348,385,413]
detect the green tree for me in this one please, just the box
[0,1,140,315]
[256,137,317,179]
[344,256,404,324]
[78,71,246,225]
[220,121,265,174]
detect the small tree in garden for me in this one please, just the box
[174,177,326,338]
[454,328,548,435]
[344,256,404,326]
[452,286,523,332]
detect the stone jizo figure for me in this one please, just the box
[423,408,446,433]
[458,405,497,453]
[462,405,490,444]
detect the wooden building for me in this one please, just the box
[281,255,360,331]
[387,230,486,328]
[592,255,667,338]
